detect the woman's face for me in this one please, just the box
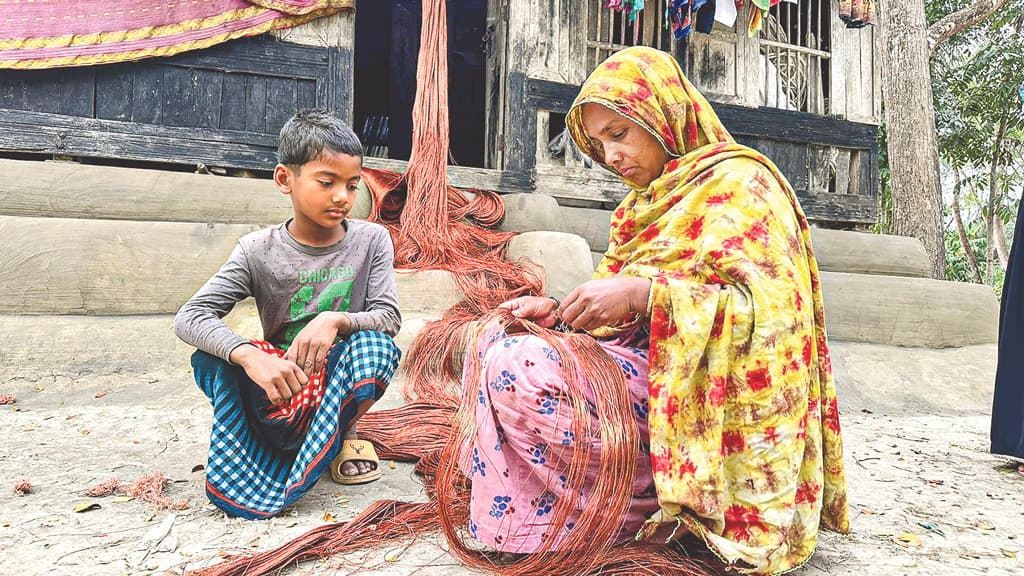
[580,102,670,188]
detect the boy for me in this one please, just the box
[174,110,401,519]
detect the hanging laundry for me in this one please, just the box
[746,0,781,35]
[667,0,716,40]
[604,0,716,42]
[605,0,646,22]
[839,0,878,28]
[715,0,738,27]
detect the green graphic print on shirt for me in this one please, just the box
[280,264,355,348]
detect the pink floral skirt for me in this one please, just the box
[462,321,659,553]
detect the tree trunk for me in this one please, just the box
[952,169,984,283]
[985,112,1009,284]
[879,0,946,278]
[994,216,1010,269]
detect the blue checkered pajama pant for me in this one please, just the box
[191,330,400,519]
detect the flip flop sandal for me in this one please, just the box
[330,439,382,485]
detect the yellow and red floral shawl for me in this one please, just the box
[566,46,849,575]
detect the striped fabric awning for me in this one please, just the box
[0,0,354,69]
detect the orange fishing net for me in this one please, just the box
[84,472,189,510]
[185,1,716,575]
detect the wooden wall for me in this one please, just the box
[0,37,351,170]
[489,0,881,226]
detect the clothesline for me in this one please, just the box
[603,0,877,42]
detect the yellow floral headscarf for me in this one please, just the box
[567,47,849,575]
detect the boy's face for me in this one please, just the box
[274,150,362,238]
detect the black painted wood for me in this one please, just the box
[0,108,278,169]
[95,66,134,122]
[525,78,877,149]
[0,35,349,170]
[504,72,532,174]
[523,78,879,225]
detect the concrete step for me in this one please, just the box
[498,193,933,278]
[820,271,998,347]
[830,340,996,414]
[0,216,595,315]
[0,158,376,226]
[0,269,998,387]
[0,309,435,381]
[1,159,931,279]
[0,158,294,226]
[0,214,996,348]
[0,313,996,417]
[0,215,260,315]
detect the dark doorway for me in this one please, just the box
[353,0,488,168]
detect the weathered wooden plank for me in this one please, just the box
[484,0,507,169]
[0,109,277,168]
[130,65,163,125]
[297,78,317,111]
[796,190,877,224]
[807,144,837,194]
[266,77,297,134]
[166,37,329,76]
[688,28,741,103]
[21,69,62,114]
[95,65,134,122]
[193,69,224,130]
[829,4,849,119]
[162,66,198,128]
[245,76,269,133]
[524,78,878,148]
[219,73,248,131]
[327,46,353,123]
[743,136,811,193]
[59,68,96,117]
[363,156,535,193]
[535,164,628,204]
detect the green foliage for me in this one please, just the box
[872,117,893,235]
[929,1,1023,290]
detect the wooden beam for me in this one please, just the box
[524,78,879,149]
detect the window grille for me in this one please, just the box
[759,0,831,114]
[586,0,676,73]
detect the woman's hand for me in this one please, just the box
[559,277,651,332]
[498,296,559,328]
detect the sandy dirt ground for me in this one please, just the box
[1,338,1021,576]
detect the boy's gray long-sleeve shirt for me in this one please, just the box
[174,219,401,362]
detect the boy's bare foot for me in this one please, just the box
[341,428,377,476]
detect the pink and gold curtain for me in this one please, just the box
[0,1,353,69]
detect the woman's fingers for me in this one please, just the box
[559,291,588,327]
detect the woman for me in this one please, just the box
[991,190,1024,462]
[460,46,848,575]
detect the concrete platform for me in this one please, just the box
[0,317,1018,576]
[821,272,999,347]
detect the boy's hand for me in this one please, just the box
[284,312,351,378]
[231,344,308,405]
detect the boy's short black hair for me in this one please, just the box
[277,109,362,172]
